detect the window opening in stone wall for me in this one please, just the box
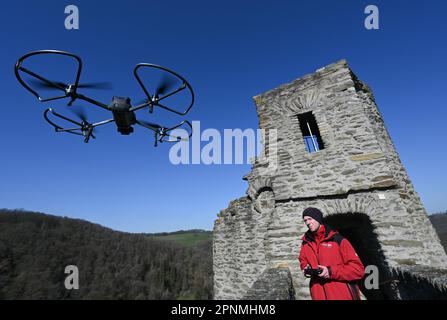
[297,112,325,153]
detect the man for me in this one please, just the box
[298,207,365,300]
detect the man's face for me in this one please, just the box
[304,216,320,233]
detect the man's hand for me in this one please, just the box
[317,265,330,279]
[303,265,312,278]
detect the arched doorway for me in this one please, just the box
[324,212,398,300]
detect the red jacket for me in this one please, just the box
[298,224,365,300]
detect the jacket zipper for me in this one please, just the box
[307,237,328,300]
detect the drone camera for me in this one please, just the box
[117,126,134,135]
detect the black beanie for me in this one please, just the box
[302,207,324,224]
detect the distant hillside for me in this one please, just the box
[0,209,212,300]
[147,231,212,247]
[429,212,447,251]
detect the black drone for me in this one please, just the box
[14,50,194,146]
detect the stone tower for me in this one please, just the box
[213,60,447,300]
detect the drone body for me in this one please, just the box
[15,50,194,146]
[110,96,136,135]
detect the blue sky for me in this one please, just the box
[0,0,446,232]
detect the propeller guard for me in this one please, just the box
[137,120,193,147]
[157,120,193,143]
[43,108,113,143]
[133,64,195,116]
[15,50,83,103]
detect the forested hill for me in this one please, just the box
[0,209,212,299]
[429,212,447,251]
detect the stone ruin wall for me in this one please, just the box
[213,60,447,299]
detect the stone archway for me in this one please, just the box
[323,212,399,300]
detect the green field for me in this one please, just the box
[150,231,212,247]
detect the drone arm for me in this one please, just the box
[77,94,111,111]
[92,119,115,127]
[129,101,152,112]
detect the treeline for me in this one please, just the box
[147,230,211,237]
[0,209,212,300]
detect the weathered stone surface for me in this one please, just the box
[213,60,447,300]
[243,268,296,300]
[350,153,385,161]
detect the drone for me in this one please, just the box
[14,50,194,146]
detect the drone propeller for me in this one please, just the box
[136,75,178,103]
[69,106,97,142]
[70,105,88,122]
[134,75,178,113]
[29,78,113,90]
[155,74,177,97]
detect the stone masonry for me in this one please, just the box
[213,60,447,299]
